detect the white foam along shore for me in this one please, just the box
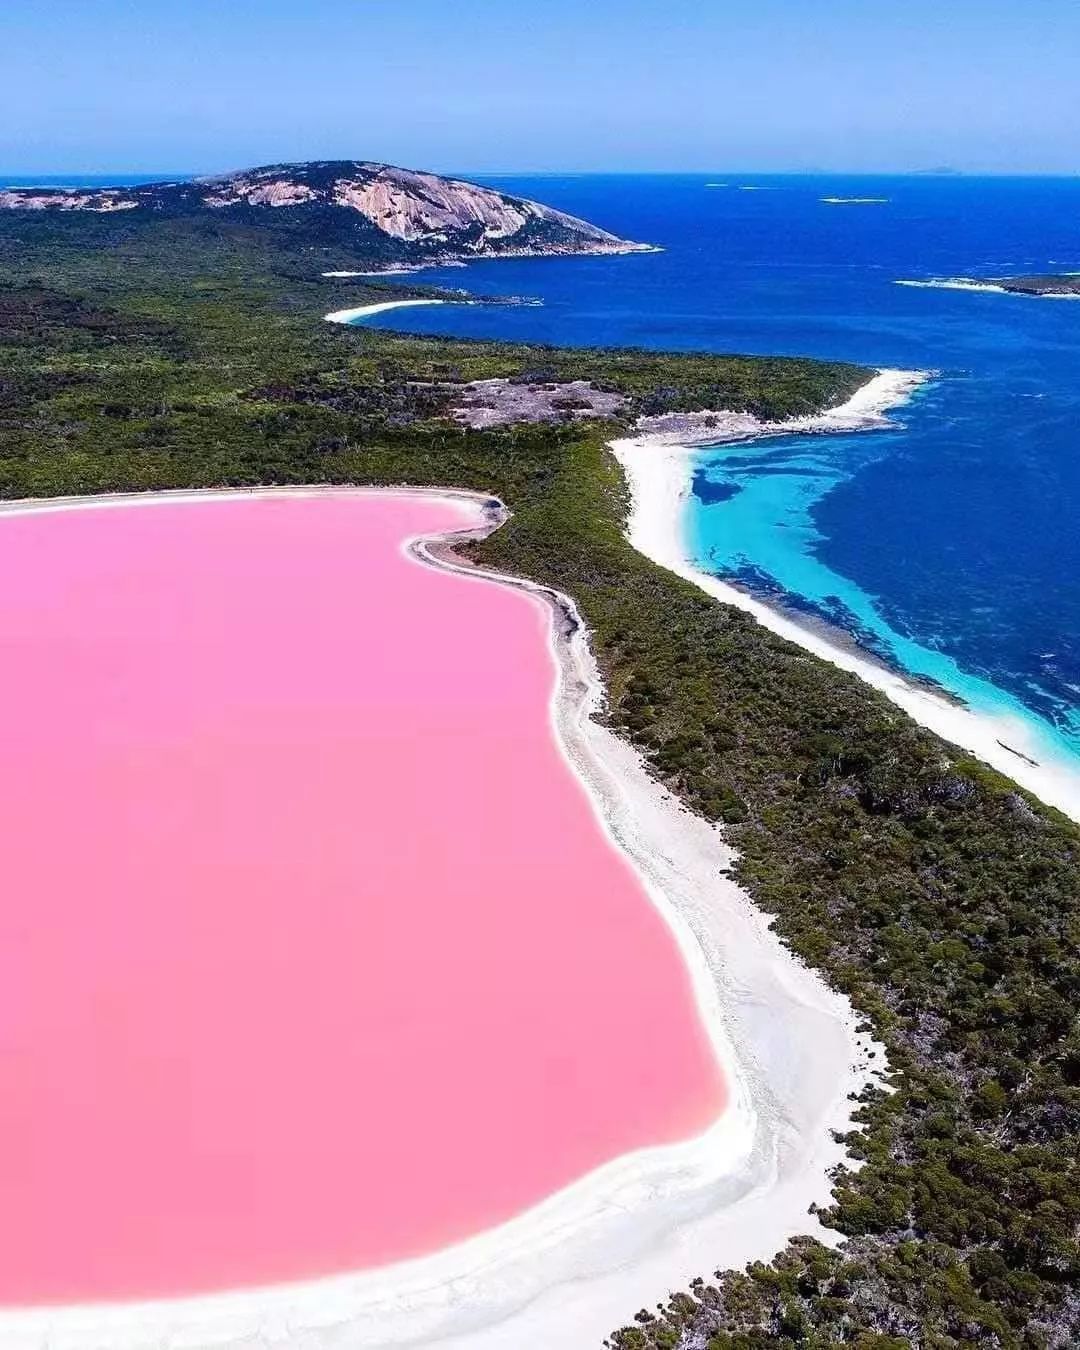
[324,297,447,325]
[0,486,881,1350]
[610,370,1080,825]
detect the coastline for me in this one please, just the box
[610,369,1080,825]
[320,243,664,284]
[315,245,661,287]
[631,366,927,447]
[0,486,880,1350]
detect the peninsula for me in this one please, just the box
[0,160,1075,1350]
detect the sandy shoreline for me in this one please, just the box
[320,244,663,287]
[321,267,439,279]
[0,486,880,1350]
[324,297,447,325]
[610,369,1080,824]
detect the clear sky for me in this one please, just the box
[3,0,1077,176]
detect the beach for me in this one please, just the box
[323,297,446,325]
[610,370,1080,825]
[0,486,880,1350]
[321,267,436,278]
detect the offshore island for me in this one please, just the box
[0,162,1076,1350]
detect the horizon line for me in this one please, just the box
[2,165,1079,182]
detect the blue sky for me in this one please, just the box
[3,0,1076,175]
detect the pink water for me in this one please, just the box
[0,492,724,1304]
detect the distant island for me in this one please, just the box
[0,159,652,269]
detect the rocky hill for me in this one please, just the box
[0,161,650,266]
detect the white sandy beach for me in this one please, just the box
[321,267,435,279]
[610,370,1080,824]
[323,297,446,325]
[0,486,881,1350]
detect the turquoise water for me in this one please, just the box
[687,417,1080,772]
[333,173,1080,779]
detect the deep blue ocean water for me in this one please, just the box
[360,174,1080,774]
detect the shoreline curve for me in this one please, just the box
[0,486,878,1350]
[610,369,1080,824]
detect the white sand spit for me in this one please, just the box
[321,268,426,278]
[610,371,1080,823]
[0,486,881,1350]
[323,298,446,325]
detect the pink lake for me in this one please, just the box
[0,492,724,1304]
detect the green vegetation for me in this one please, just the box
[0,214,1077,1348]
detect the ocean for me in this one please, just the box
[360,173,1080,782]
